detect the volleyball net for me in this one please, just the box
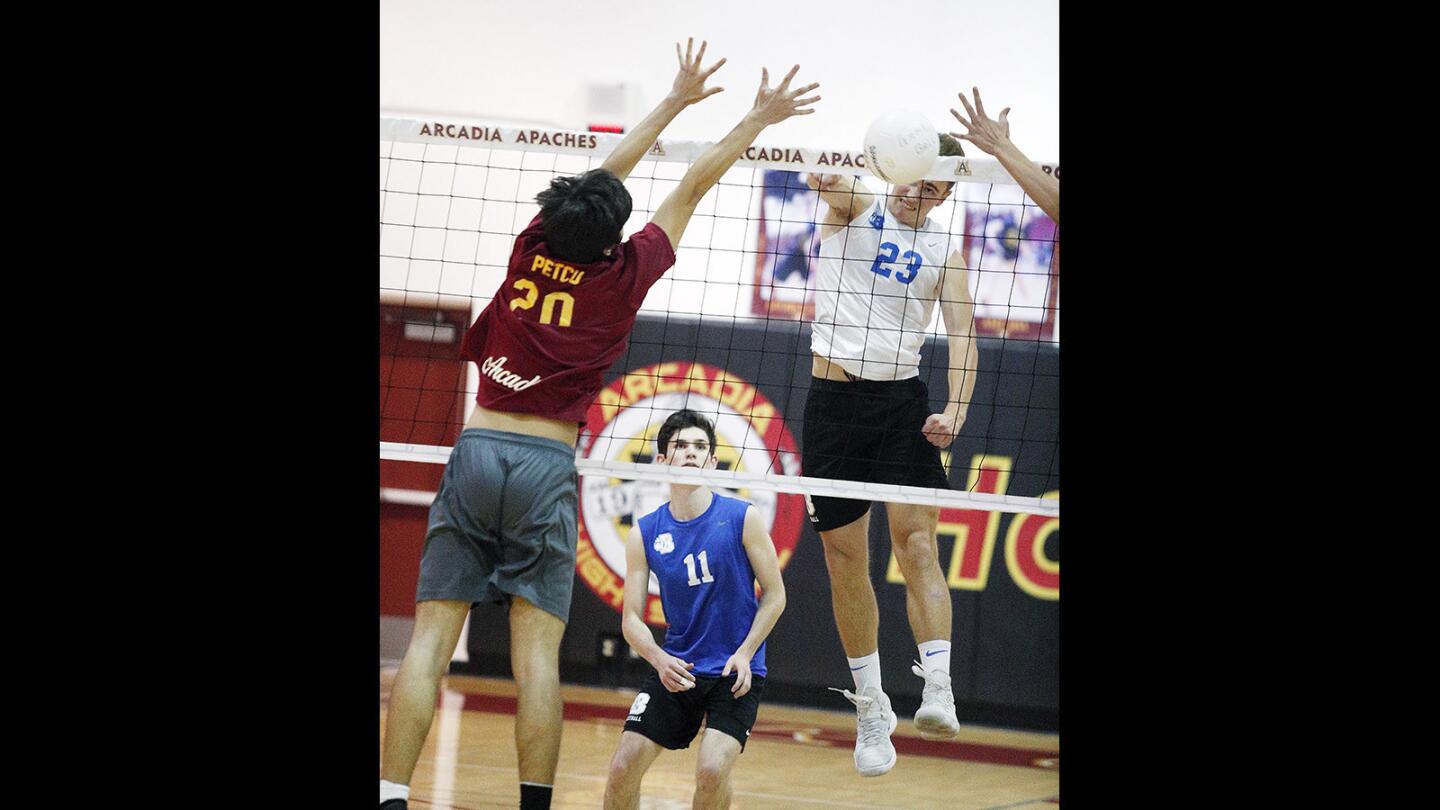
[379,116,1059,520]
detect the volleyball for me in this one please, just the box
[863,110,939,185]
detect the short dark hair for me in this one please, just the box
[923,134,965,197]
[656,409,717,458]
[534,168,633,263]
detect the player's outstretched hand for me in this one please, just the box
[657,653,696,692]
[722,651,754,697]
[670,37,726,107]
[922,409,966,448]
[949,87,1012,157]
[749,65,820,125]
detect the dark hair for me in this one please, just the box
[534,168,633,263]
[938,132,965,157]
[656,409,717,459]
[921,134,965,197]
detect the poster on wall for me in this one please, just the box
[751,170,819,321]
[963,202,1060,342]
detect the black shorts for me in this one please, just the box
[622,671,766,752]
[802,376,951,532]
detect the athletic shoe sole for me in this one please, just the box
[914,706,961,741]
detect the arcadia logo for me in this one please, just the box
[575,361,805,626]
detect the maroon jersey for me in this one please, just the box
[461,213,676,422]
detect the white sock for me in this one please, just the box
[847,650,882,694]
[380,780,410,804]
[917,640,951,675]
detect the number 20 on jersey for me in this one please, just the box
[510,279,574,326]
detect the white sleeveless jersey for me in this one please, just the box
[811,198,958,380]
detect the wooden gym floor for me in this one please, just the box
[380,668,1059,809]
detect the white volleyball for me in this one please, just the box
[863,110,939,185]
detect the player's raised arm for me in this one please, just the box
[621,525,695,692]
[805,173,876,238]
[721,505,787,698]
[600,38,727,183]
[949,87,1059,223]
[922,250,979,449]
[650,65,820,248]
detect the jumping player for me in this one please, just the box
[380,40,819,810]
[802,133,978,777]
[602,410,786,810]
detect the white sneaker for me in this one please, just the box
[911,662,960,740]
[830,685,898,776]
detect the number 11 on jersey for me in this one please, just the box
[683,550,714,586]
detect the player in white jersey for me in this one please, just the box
[802,132,977,777]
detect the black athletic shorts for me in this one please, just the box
[622,670,766,752]
[802,376,951,532]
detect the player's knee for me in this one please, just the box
[606,746,643,786]
[604,758,629,787]
[408,605,466,667]
[694,761,730,795]
[511,651,560,687]
[820,534,867,574]
[400,636,452,679]
[510,631,560,680]
[894,528,938,563]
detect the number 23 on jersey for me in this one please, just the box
[870,241,922,285]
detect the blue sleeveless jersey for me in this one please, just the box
[636,493,765,677]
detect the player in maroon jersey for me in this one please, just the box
[379,39,819,810]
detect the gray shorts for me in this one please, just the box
[416,428,578,623]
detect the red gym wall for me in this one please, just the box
[379,303,472,618]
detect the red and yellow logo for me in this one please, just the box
[576,361,805,626]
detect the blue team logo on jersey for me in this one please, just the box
[653,532,675,554]
[869,207,885,231]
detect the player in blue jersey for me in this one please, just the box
[602,410,787,810]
